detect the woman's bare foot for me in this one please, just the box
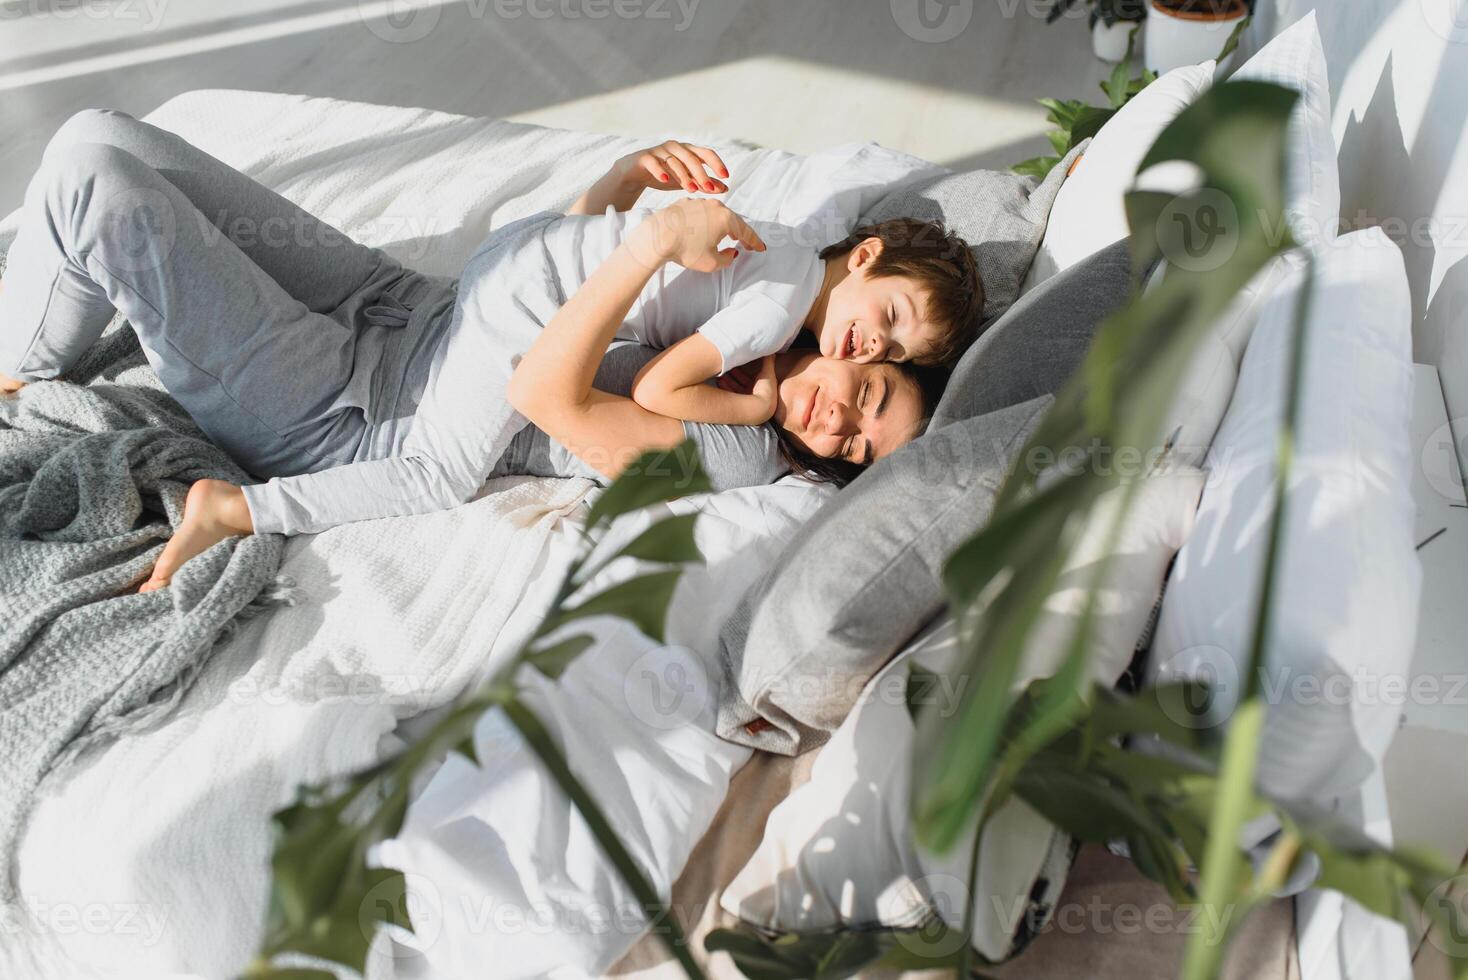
[140,479,255,592]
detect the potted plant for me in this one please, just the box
[1047,0,1148,62]
[1145,0,1249,73]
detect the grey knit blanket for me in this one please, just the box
[0,316,292,899]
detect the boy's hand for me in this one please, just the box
[615,141,730,196]
[716,356,778,423]
[637,199,766,273]
[747,356,779,422]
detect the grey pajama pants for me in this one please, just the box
[0,109,454,479]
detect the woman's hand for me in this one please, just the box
[568,141,730,215]
[139,478,254,593]
[636,199,766,273]
[614,140,730,196]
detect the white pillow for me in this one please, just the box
[721,470,1206,962]
[1228,11,1340,250]
[1159,258,1290,469]
[1150,13,1341,468]
[1022,61,1215,291]
[1150,227,1420,809]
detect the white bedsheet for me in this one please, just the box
[0,89,942,979]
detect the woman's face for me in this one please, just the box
[771,351,924,464]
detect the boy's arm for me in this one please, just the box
[567,141,730,216]
[631,334,777,426]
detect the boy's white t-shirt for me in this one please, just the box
[541,206,825,371]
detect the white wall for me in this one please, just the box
[1239,0,1468,447]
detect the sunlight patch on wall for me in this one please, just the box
[507,54,1051,168]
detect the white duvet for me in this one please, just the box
[0,90,943,979]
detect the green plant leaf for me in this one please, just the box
[1047,128,1073,157]
[545,569,682,643]
[1037,97,1085,130]
[917,80,1301,860]
[524,633,596,680]
[1218,15,1252,63]
[1070,104,1118,142]
[705,921,975,980]
[584,440,710,531]
[612,512,704,566]
[704,926,829,979]
[1044,0,1077,23]
[1012,155,1062,179]
[1102,32,1134,109]
[1086,682,1216,750]
[1013,763,1168,843]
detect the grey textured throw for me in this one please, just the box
[0,307,292,899]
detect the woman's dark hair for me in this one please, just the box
[773,364,947,487]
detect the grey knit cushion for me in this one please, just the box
[931,236,1140,429]
[715,394,1053,755]
[856,141,1086,323]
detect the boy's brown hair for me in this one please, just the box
[819,217,984,368]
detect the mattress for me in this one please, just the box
[0,89,944,980]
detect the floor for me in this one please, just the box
[0,0,1110,212]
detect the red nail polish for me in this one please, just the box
[705,182,716,191]
[687,181,697,191]
[660,172,670,181]
[719,168,729,177]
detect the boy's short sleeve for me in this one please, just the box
[696,291,805,375]
[695,240,823,374]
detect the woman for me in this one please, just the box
[0,110,928,591]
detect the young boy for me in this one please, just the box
[544,140,985,427]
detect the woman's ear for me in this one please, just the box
[847,236,884,272]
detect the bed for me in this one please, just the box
[0,89,946,980]
[3,40,1395,976]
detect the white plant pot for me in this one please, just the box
[1143,1,1248,75]
[1092,19,1140,62]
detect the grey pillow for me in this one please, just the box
[715,394,1053,755]
[931,237,1141,429]
[856,141,1086,322]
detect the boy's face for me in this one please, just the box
[816,239,944,365]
